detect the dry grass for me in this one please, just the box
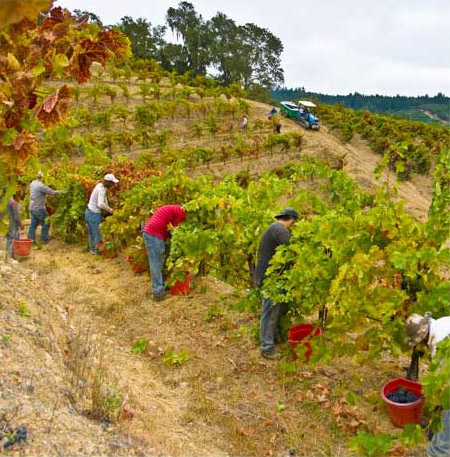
[8,232,429,457]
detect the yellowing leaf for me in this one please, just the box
[32,62,46,77]
[0,0,53,28]
[7,53,20,71]
[53,53,69,69]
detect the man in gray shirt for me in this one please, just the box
[253,208,299,359]
[27,171,60,243]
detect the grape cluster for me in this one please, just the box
[0,426,28,448]
[386,387,421,404]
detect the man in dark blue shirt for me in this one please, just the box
[254,208,299,359]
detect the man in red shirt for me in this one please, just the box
[142,205,186,301]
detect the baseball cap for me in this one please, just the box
[104,173,119,183]
[275,207,299,220]
[405,313,431,346]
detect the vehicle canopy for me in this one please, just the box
[298,100,317,108]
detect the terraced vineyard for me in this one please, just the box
[1,6,449,457]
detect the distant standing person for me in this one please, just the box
[85,174,119,254]
[142,205,186,301]
[241,114,248,132]
[268,107,277,120]
[272,113,282,133]
[6,192,24,257]
[28,171,60,244]
[253,208,299,359]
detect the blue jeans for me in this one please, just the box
[143,232,166,298]
[85,209,102,253]
[429,410,450,457]
[260,296,284,354]
[28,209,49,242]
[6,231,19,257]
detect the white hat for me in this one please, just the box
[37,171,44,178]
[104,173,119,183]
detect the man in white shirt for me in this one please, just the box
[405,312,450,457]
[85,173,119,254]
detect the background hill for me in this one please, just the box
[271,88,450,125]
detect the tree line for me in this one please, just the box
[72,2,284,90]
[271,88,450,122]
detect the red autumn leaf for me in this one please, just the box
[69,39,109,83]
[42,90,58,113]
[39,6,71,32]
[13,133,26,151]
[4,106,26,128]
[11,72,36,100]
[35,85,71,127]
[27,93,38,109]
[98,29,130,61]
[52,22,70,40]
[6,132,37,163]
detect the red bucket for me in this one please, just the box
[126,256,148,274]
[381,378,424,428]
[170,271,191,296]
[288,324,323,360]
[13,238,33,256]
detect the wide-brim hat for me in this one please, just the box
[275,207,299,220]
[405,313,430,346]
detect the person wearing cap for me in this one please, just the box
[28,171,60,244]
[85,174,119,254]
[142,205,186,301]
[253,207,299,359]
[405,312,450,457]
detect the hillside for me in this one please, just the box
[247,101,433,222]
[1,89,440,456]
[2,7,450,457]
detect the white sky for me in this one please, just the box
[56,0,450,97]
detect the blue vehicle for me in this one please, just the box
[297,100,320,130]
[279,100,320,130]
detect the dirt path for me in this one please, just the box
[422,110,449,126]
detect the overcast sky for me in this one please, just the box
[56,0,450,97]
